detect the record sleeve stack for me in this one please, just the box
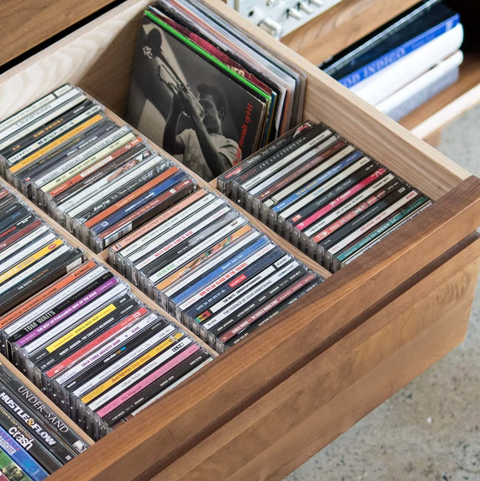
[126,0,306,182]
[320,0,464,121]
[0,184,84,318]
[0,260,214,441]
[108,188,323,353]
[0,85,198,254]
[0,361,89,480]
[217,121,433,272]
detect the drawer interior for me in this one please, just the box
[1,1,480,480]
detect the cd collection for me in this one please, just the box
[108,187,322,353]
[0,84,197,254]
[0,81,323,437]
[0,0,454,474]
[0,361,89,479]
[126,0,306,181]
[0,62,432,452]
[217,121,433,271]
[0,259,213,441]
[0,83,324,355]
[0,184,84,318]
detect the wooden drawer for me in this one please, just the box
[1,1,480,480]
[155,233,480,481]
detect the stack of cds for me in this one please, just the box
[0,85,197,253]
[0,85,324,354]
[0,260,213,440]
[0,184,84,317]
[217,121,433,271]
[109,188,322,353]
[0,361,89,479]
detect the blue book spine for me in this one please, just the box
[0,426,48,481]
[340,14,460,88]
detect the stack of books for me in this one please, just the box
[320,0,464,121]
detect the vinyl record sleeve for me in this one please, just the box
[127,13,269,181]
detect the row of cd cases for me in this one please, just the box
[0,85,325,443]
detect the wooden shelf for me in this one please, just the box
[281,0,420,65]
[400,53,480,139]
[0,0,124,68]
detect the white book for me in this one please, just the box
[377,50,464,121]
[387,68,459,122]
[351,23,464,106]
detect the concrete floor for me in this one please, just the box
[285,105,480,481]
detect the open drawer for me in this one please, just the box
[1,0,480,480]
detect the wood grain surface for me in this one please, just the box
[0,0,125,68]
[222,294,475,481]
[155,238,480,481]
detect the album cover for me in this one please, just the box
[127,14,268,181]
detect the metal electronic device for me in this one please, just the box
[226,0,344,38]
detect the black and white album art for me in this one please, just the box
[127,15,266,181]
